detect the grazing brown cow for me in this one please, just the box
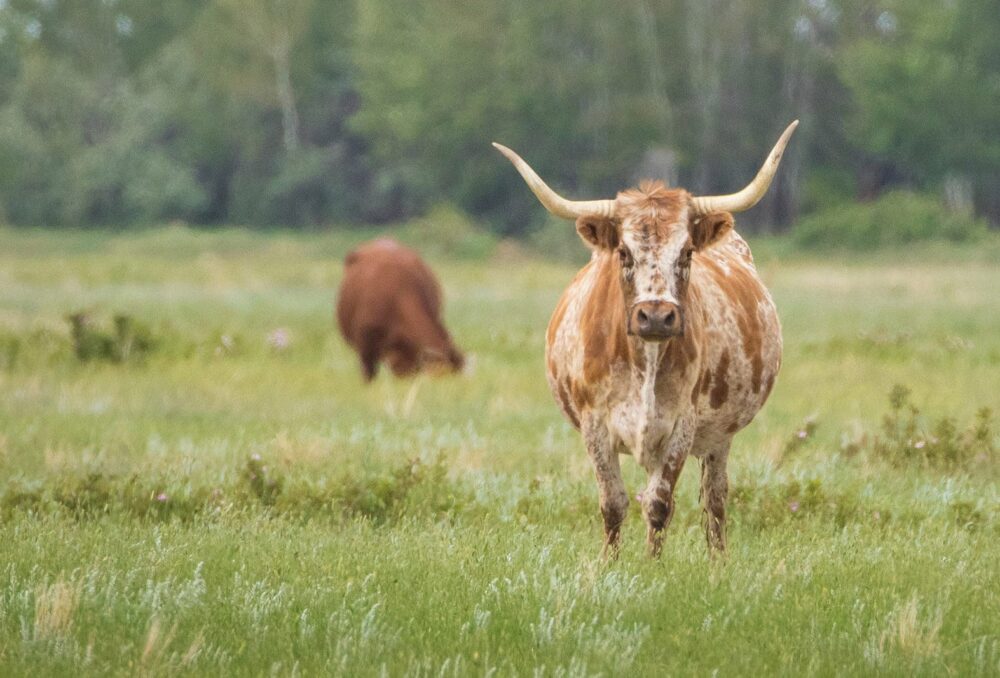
[336,238,464,381]
[494,121,797,557]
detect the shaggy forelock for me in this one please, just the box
[616,181,690,237]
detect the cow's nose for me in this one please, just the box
[629,301,683,340]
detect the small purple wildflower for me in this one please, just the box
[789,500,800,513]
[267,328,291,351]
[156,492,168,502]
[797,430,808,439]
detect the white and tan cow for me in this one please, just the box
[494,122,797,556]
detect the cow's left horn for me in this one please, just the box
[492,142,616,220]
[690,120,799,215]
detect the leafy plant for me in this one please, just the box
[67,312,156,364]
[242,455,283,506]
[868,385,995,469]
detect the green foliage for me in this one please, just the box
[66,312,155,364]
[391,204,497,260]
[837,385,997,472]
[778,415,818,465]
[792,191,988,249]
[839,1,1000,182]
[241,455,283,506]
[870,385,995,470]
[1,0,1000,230]
[729,478,868,531]
[1,456,468,526]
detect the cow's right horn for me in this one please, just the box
[690,120,799,215]
[492,142,616,220]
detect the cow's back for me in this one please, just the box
[336,239,442,346]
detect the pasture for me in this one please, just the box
[1,226,998,676]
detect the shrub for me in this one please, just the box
[792,191,988,250]
[394,204,496,260]
[67,312,156,364]
[242,455,283,506]
[850,385,997,470]
[729,478,868,531]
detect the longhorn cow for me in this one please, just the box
[494,122,797,555]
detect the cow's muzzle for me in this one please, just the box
[628,301,683,341]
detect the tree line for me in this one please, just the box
[0,0,997,234]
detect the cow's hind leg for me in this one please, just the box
[699,440,731,555]
[582,416,628,558]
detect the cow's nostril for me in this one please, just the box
[664,310,676,326]
[637,309,649,325]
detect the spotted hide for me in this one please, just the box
[496,122,796,556]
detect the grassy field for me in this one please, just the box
[0,225,998,676]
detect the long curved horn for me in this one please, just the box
[690,120,799,215]
[492,142,616,220]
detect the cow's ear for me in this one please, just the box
[575,216,620,250]
[689,211,733,251]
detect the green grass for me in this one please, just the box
[0,226,998,676]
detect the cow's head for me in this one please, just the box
[494,121,797,343]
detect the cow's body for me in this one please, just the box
[546,186,781,552]
[495,122,796,555]
[548,228,780,452]
[336,238,464,380]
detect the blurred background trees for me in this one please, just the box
[0,0,996,234]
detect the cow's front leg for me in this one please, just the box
[358,326,387,381]
[582,416,628,558]
[700,441,731,555]
[640,453,688,557]
[640,416,694,557]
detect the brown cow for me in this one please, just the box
[494,121,797,557]
[336,238,464,381]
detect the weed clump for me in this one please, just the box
[67,312,155,364]
[0,456,469,525]
[729,478,872,531]
[869,385,995,470]
[330,456,461,522]
[778,415,818,466]
[242,455,283,506]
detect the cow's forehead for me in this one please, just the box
[622,219,690,250]
[615,182,691,250]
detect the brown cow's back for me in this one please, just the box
[336,238,463,380]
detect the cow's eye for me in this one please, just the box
[618,247,634,269]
